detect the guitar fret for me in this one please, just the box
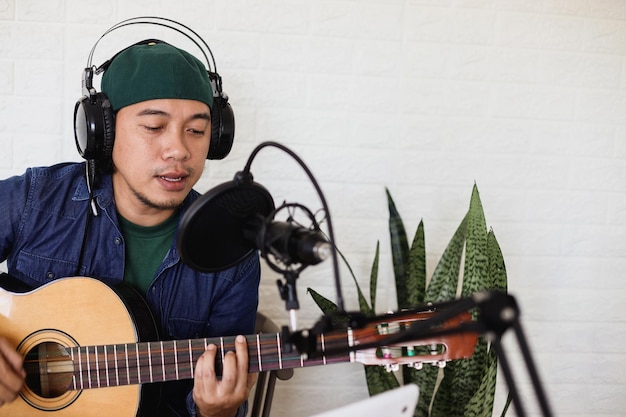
[78,347,84,389]
[103,345,110,387]
[188,339,194,376]
[86,346,92,389]
[256,334,263,372]
[95,345,102,388]
[135,344,141,384]
[220,337,225,365]
[174,340,179,380]
[160,341,166,381]
[125,344,131,385]
[347,328,356,363]
[147,342,153,383]
[114,344,120,386]
[276,333,283,369]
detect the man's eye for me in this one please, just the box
[188,129,206,136]
[142,125,162,132]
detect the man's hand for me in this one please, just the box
[0,337,25,408]
[193,335,257,417]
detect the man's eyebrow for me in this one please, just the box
[136,109,211,121]
[137,108,170,117]
[190,112,211,122]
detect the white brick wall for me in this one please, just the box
[1,1,625,416]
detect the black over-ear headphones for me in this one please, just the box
[74,16,235,173]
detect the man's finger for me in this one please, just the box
[0,339,24,375]
[233,335,249,392]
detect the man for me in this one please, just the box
[0,37,258,417]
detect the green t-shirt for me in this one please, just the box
[117,212,178,294]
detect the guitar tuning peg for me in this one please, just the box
[383,363,400,373]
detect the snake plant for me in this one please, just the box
[308,184,510,416]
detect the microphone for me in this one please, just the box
[244,217,331,266]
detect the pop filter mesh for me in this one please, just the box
[177,179,274,272]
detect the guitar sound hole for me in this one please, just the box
[24,342,74,398]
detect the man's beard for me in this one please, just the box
[132,188,183,211]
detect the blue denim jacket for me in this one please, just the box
[0,162,259,417]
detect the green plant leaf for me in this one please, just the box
[431,185,495,416]
[425,213,468,303]
[431,338,488,417]
[387,188,410,309]
[330,242,374,315]
[369,241,380,312]
[407,365,439,417]
[353,243,376,316]
[487,229,507,293]
[406,219,426,307]
[401,219,430,409]
[418,212,469,417]
[463,349,498,417]
[364,365,400,396]
[462,183,489,297]
[306,287,353,331]
[307,287,338,315]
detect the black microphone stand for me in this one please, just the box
[474,291,554,417]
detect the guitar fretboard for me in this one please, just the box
[69,332,351,390]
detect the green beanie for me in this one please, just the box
[101,41,214,111]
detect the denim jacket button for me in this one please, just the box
[46,271,54,279]
[114,237,122,245]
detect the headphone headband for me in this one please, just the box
[87,16,217,73]
[84,17,223,97]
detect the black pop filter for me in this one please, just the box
[177,172,275,272]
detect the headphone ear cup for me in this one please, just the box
[207,96,235,160]
[100,95,116,173]
[74,97,98,160]
[74,92,116,165]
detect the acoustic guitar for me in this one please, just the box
[0,277,477,417]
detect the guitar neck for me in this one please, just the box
[68,332,350,390]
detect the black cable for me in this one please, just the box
[75,194,93,277]
[75,160,100,277]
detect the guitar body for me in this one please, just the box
[0,277,154,417]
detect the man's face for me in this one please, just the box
[111,98,211,223]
